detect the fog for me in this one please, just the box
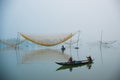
[1,0,120,41]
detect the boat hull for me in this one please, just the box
[56,62,93,71]
[56,60,93,66]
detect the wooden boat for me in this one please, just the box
[56,61,93,71]
[56,60,92,66]
[56,56,93,66]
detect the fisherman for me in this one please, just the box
[68,57,73,63]
[61,45,65,53]
[87,56,92,62]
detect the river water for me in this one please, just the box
[0,42,120,80]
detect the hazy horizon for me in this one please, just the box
[1,0,120,41]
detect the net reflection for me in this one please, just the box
[22,49,70,64]
[56,62,93,72]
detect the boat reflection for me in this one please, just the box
[56,62,93,72]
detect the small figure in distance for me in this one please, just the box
[61,45,65,53]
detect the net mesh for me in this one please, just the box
[20,32,76,46]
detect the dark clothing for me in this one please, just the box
[87,56,92,62]
[61,45,65,53]
[68,57,73,63]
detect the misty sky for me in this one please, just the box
[1,0,120,41]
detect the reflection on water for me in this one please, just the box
[56,62,93,72]
[22,49,70,63]
[1,42,120,80]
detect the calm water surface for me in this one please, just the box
[0,43,120,80]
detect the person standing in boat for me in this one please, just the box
[61,45,66,53]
